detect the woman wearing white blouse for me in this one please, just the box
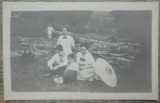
[47,44,68,77]
[47,24,54,39]
[76,43,96,81]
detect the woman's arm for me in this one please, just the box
[47,54,57,68]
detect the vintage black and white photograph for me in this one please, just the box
[3,2,159,100]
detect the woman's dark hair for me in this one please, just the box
[67,53,75,59]
[55,44,63,51]
[80,42,89,49]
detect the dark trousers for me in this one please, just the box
[63,70,77,84]
[50,66,67,76]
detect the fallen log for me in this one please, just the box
[20,43,56,49]
[92,51,127,57]
[110,57,132,62]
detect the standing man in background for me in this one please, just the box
[57,27,75,54]
[47,24,54,39]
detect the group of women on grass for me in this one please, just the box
[47,27,99,86]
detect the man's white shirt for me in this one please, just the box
[57,35,75,54]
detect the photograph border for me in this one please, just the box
[3,2,159,100]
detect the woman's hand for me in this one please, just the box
[47,60,52,67]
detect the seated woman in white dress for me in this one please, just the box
[76,43,97,81]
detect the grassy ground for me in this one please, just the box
[11,55,151,93]
[10,37,151,93]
